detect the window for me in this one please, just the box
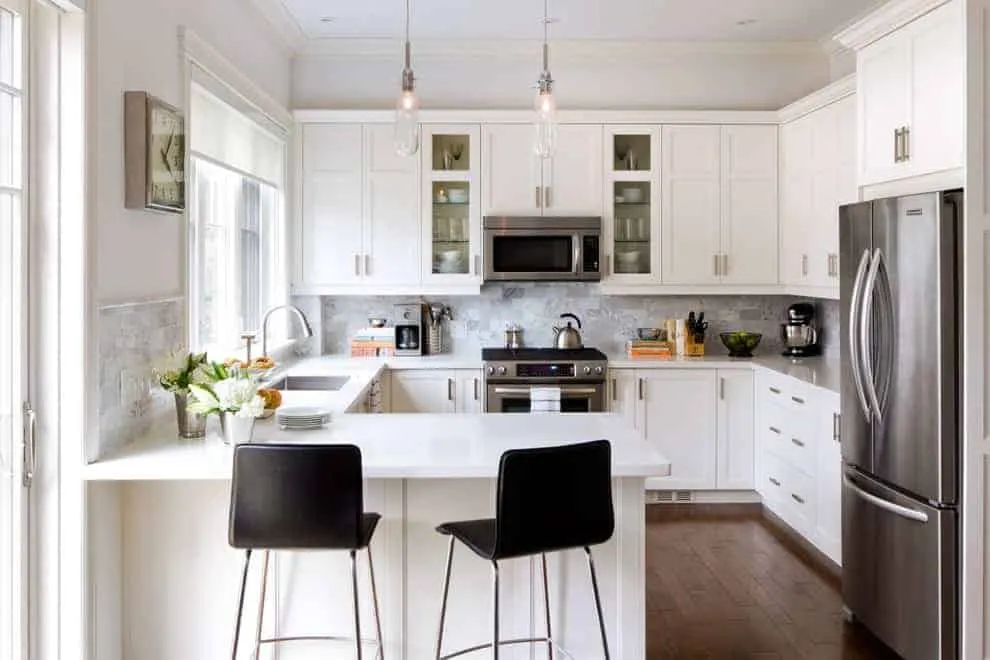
[188,79,287,355]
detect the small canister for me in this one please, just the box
[504,323,523,350]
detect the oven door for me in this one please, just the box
[485,382,606,413]
[484,229,600,282]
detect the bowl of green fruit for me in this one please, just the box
[719,331,763,358]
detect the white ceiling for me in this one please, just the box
[273,0,886,43]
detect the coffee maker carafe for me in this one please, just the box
[780,302,820,357]
[394,303,425,356]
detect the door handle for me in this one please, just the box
[802,254,808,277]
[833,412,841,443]
[721,254,728,277]
[848,249,873,421]
[843,475,928,523]
[612,379,617,402]
[365,254,371,276]
[713,254,720,277]
[768,426,781,435]
[544,186,551,208]
[474,255,480,276]
[492,386,599,396]
[354,254,361,277]
[22,402,36,488]
[473,378,479,401]
[791,396,805,405]
[791,437,805,448]
[769,387,781,395]
[572,235,580,274]
[903,126,910,161]
[894,127,902,163]
[535,186,542,209]
[768,477,781,487]
[719,377,725,401]
[861,248,885,423]
[790,493,806,505]
[447,378,454,402]
[638,378,644,401]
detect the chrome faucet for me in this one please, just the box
[261,304,314,357]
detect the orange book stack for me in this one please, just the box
[626,340,674,359]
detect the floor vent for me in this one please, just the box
[646,490,694,504]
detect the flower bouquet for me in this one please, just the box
[187,362,265,446]
[153,351,210,438]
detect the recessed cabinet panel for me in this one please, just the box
[544,125,604,216]
[301,170,363,285]
[858,37,910,185]
[483,124,541,216]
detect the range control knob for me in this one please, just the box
[486,366,495,376]
[497,366,507,376]
[594,365,604,375]
[583,366,592,375]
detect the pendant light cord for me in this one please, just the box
[402,0,414,89]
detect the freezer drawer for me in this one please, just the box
[842,466,957,660]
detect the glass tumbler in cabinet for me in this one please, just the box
[613,181,651,275]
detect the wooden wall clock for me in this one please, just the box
[124,91,186,213]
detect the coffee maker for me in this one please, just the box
[393,303,425,356]
[780,302,820,357]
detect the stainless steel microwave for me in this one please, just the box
[482,216,602,282]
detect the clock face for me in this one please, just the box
[148,101,185,211]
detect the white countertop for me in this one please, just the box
[83,413,669,481]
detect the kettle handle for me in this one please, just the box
[559,313,582,329]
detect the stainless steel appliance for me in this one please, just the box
[482,347,607,413]
[839,190,962,660]
[393,303,425,356]
[483,216,601,282]
[780,302,820,357]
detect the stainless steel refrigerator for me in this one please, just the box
[839,190,961,660]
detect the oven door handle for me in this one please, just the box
[492,386,600,396]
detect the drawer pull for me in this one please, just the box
[791,438,805,448]
[768,477,781,487]
[768,426,781,435]
[791,396,805,405]
[769,387,781,395]
[791,493,805,505]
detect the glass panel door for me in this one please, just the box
[0,4,26,659]
[604,127,659,283]
[431,181,470,275]
[612,181,652,275]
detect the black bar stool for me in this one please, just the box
[228,443,384,660]
[433,439,614,660]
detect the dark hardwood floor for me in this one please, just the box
[645,506,903,660]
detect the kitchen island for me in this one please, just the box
[85,407,668,660]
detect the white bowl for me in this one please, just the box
[440,249,462,263]
[447,189,468,204]
[621,187,644,203]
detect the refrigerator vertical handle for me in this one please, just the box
[848,249,873,421]
[860,249,885,424]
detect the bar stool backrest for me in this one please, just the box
[493,439,614,559]
[229,443,364,550]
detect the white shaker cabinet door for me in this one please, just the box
[640,370,718,490]
[815,391,843,565]
[779,117,813,287]
[389,371,458,413]
[456,371,485,414]
[482,124,542,216]
[543,125,604,216]
[299,124,364,286]
[716,369,756,490]
[720,125,779,285]
[608,369,641,434]
[661,125,722,285]
[857,34,910,186]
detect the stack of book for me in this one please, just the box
[626,340,674,359]
[350,327,396,358]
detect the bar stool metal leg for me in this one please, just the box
[350,550,363,660]
[367,547,384,660]
[232,549,253,660]
[253,550,271,660]
[434,536,455,660]
[541,553,553,660]
[491,561,500,660]
[584,547,610,660]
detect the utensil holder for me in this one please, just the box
[427,323,445,354]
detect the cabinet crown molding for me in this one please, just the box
[778,75,856,124]
[832,0,954,50]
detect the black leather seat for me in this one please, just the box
[434,439,614,660]
[228,443,384,660]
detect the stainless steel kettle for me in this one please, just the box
[553,313,584,349]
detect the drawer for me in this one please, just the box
[778,462,816,537]
[758,451,788,507]
[758,370,814,414]
[783,421,816,478]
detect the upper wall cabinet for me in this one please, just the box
[848,0,963,187]
[661,125,778,286]
[483,124,603,217]
[604,126,660,283]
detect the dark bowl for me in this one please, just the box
[719,331,763,357]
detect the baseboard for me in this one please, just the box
[645,489,762,504]
[646,502,762,521]
[760,506,841,587]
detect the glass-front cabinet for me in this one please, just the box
[604,126,660,284]
[422,125,482,284]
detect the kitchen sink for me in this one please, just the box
[268,375,351,391]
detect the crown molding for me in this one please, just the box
[292,108,781,125]
[777,74,856,123]
[245,0,307,53]
[833,0,951,50]
[299,38,825,62]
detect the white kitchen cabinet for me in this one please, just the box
[604,126,661,283]
[390,369,483,413]
[661,125,778,286]
[608,369,640,430]
[852,0,963,187]
[716,369,755,490]
[456,371,485,414]
[814,391,842,565]
[483,124,603,217]
[639,370,718,490]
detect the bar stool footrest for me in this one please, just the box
[439,636,576,660]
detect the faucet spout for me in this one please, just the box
[261,304,314,357]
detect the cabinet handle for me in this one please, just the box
[721,254,728,277]
[638,378,644,401]
[365,255,371,276]
[355,254,361,276]
[544,186,551,208]
[791,493,806,505]
[474,255,480,276]
[769,387,781,395]
[713,254,720,277]
[791,396,805,405]
[903,126,910,161]
[768,477,781,487]
[608,254,613,276]
[473,378,479,401]
[536,186,542,209]
[827,254,833,278]
[894,127,902,163]
[719,377,725,400]
[768,426,781,435]
[448,378,454,402]
[612,378,618,402]
[833,412,841,443]
[802,254,808,277]
[791,437,805,448]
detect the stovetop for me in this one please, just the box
[482,347,608,362]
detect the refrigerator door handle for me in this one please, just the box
[843,475,929,523]
[848,249,873,421]
[860,248,884,424]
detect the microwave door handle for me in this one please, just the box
[572,235,580,274]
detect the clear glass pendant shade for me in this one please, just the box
[394,87,420,157]
[533,84,556,159]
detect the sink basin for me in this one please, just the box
[268,375,351,392]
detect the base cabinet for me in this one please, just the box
[716,370,756,490]
[389,370,483,413]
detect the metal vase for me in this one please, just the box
[174,392,207,439]
[220,412,256,446]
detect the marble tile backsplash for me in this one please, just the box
[308,286,840,359]
[98,298,184,459]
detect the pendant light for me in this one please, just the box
[533,0,556,159]
[394,0,420,156]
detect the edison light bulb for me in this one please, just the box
[394,89,420,157]
[533,87,557,159]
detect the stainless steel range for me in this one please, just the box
[482,347,608,413]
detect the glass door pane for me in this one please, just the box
[431,181,470,275]
[612,133,651,172]
[431,133,470,172]
[612,181,651,274]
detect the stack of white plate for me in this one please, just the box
[276,406,331,430]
